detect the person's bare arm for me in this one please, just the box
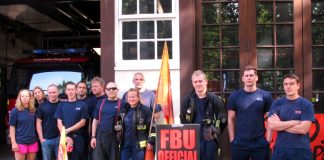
[227,110,236,142]
[90,119,99,148]
[66,119,86,134]
[265,112,272,143]
[57,119,63,132]
[268,114,300,131]
[36,118,45,142]
[9,126,18,152]
[285,121,312,135]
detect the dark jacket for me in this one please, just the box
[180,91,227,134]
[121,102,155,149]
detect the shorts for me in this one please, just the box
[18,142,39,154]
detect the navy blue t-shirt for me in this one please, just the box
[269,97,314,149]
[193,97,207,140]
[227,88,273,140]
[9,108,37,144]
[93,99,126,132]
[78,96,92,132]
[36,100,61,139]
[89,94,107,118]
[193,97,207,124]
[123,108,135,144]
[55,100,89,133]
[79,96,92,109]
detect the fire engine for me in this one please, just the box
[4,48,100,144]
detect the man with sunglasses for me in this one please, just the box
[91,82,126,160]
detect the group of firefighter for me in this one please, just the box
[9,65,314,160]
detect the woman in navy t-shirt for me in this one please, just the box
[9,89,38,160]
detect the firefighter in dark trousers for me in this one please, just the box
[180,70,227,160]
[120,88,155,160]
[90,82,126,160]
[55,82,89,160]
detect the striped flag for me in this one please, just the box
[57,126,68,160]
[155,41,174,124]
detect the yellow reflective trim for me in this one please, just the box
[137,125,147,130]
[139,140,147,148]
[150,133,156,137]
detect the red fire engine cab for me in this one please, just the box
[4,48,100,144]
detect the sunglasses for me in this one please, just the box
[106,87,118,91]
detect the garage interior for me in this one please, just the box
[0,1,101,157]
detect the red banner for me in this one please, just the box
[310,114,324,160]
[156,124,200,160]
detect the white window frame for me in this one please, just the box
[115,0,179,70]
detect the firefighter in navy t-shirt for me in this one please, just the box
[91,82,126,160]
[36,84,61,160]
[268,73,314,160]
[227,65,273,160]
[55,82,89,160]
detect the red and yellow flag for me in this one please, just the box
[145,42,175,160]
[155,42,174,125]
[57,126,68,160]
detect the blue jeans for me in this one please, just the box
[41,136,59,160]
[230,137,270,160]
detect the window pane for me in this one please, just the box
[222,26,239,46]
[256,2,273,24]
[312,24,324,45]
[258,71,274,91]
[202,3,220,24]
[257,48,274,68]
[140,21,154,39]
[312,1,324,22]
[122,0,137,15]
[123,42,138,60]
[157,41,172,59]
[277,48,293,68]
[206,71,221,92]
[140,41,155,59]
[223,48,239,69]
[203,49,220,69]
[157,20,172,38]
[276,2,293,22]
[203,26,220,47]
[123,22,137,39]
[158,0,172,13]
[313,47,324,68]
[221,2,239,24]
[257,25,273,45]
[276,25,293,45]
[140,0,154,14]
[275,70,292,91]
[313,70,324,91]
[223,71,240,92]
